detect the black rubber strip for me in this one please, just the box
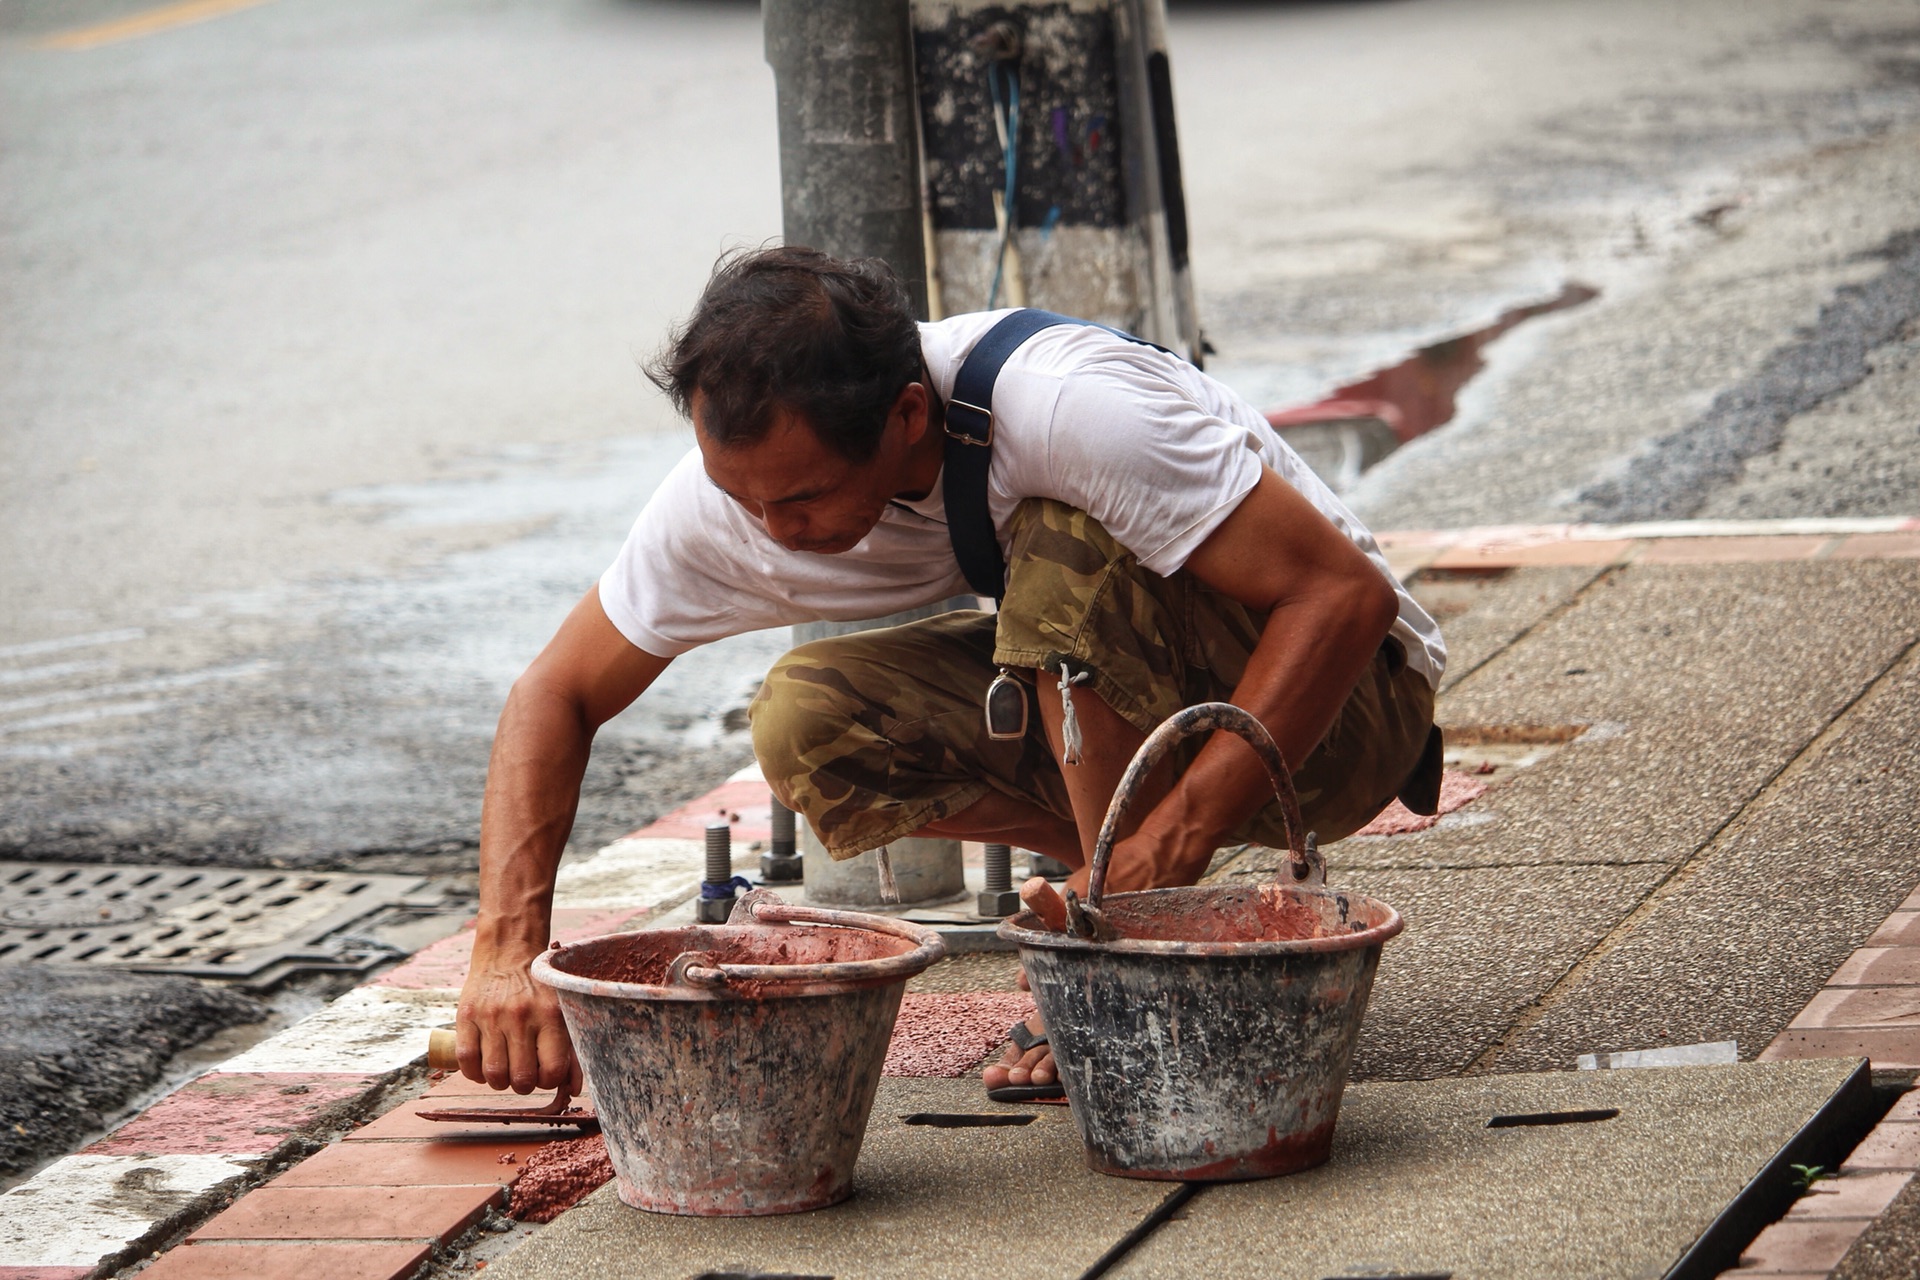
[1078,1182,1203,1280]
[901,1112,1037,1128]
[1486,1107,1619,1128]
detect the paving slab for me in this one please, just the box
[1112,1059,1869,1280]
[1283,863,1669,1080]
[483,1077,1171,1280]
[1351,561,1920,875]
[1491,638,1920,1072]
[1405,564,1604,694]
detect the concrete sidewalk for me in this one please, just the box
[3,520,1916,1280]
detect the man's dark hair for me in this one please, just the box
[647,245,922,463]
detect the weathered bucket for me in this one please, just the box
[999,703,1403,1182]
[531,891,944,1215]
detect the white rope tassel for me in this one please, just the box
[874,845,899,903]
[1056,665,1091,765]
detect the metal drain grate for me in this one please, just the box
[0,861,439,987]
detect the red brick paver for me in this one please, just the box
[1828,948,1920,987]
[90,1073,380,1157]
[134,1241,432,1280]
[376,907,644,990]
[1785,1171,1914,1220]
[189,1184,501,1246]
[1635,535,1831,563]
[1789,986,1920,1029]
[1840,1123,1920,1173]
[1831,532,1920,560]
[271,1135,548,1188]
[1867,913,1920,947]
[1761,1030,1920,1070]
[626,778,774,842]
[1429,538,1633,569]
[1737,1219,1868,1273]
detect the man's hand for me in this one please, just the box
[1065,830,1193,895]
[459,586,669,1093]
[456,943,581,1095]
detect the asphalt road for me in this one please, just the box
[3,0,1918,1176]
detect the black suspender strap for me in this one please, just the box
[941,309,1166,599]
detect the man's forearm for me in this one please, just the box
[1129,572,1398,883]
[473,679,597,958]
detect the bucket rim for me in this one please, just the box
[995,882,1403,957]
[532,904,946,1002]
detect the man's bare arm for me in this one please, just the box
[456,585,672,1093]
[1099,468,1400,891]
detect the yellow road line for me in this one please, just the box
[34,0,276,51]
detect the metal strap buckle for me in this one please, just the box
[945,398,994,447]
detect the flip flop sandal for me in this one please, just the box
[986,1019,1067,1104]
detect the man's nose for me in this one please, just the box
[762,505,808,546]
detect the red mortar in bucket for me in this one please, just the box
[532,891,944,1216]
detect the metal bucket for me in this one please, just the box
[532,891,944,1215]
[999,703,1404,1181]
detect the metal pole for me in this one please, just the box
[764,0,930,320]
[765,0,968,908]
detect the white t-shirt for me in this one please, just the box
[600,311,1445,687]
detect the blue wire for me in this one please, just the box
[987,65,1020,309]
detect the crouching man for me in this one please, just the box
[455,245,1445,1100]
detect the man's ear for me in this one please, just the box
[895,381,931,445]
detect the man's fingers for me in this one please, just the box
[453,1016,485,1083]
[505,1018,545,1095]
[535,1019,578,1093]
[481,1024,514,1091]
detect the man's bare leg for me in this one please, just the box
[912,789,1081,864]
[973,674,1176,1092]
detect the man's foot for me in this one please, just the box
[983,1015,1061,1099]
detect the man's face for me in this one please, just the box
[695,392,919,556]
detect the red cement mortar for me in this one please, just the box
[508,1134,616,1222]
[1354,769,1488,836]
[882,992,1037,1077]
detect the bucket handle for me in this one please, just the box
[668,894,945,989]
[1085,702,1320,917]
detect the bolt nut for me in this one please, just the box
[760,851,803,883]
[976,888,1023,918]
[695,897,732,924]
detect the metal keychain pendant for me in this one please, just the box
[984,667,1028,740]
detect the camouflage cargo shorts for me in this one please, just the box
[750,498,1437,860]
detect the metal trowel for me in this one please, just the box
[414,1028,599,1130]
